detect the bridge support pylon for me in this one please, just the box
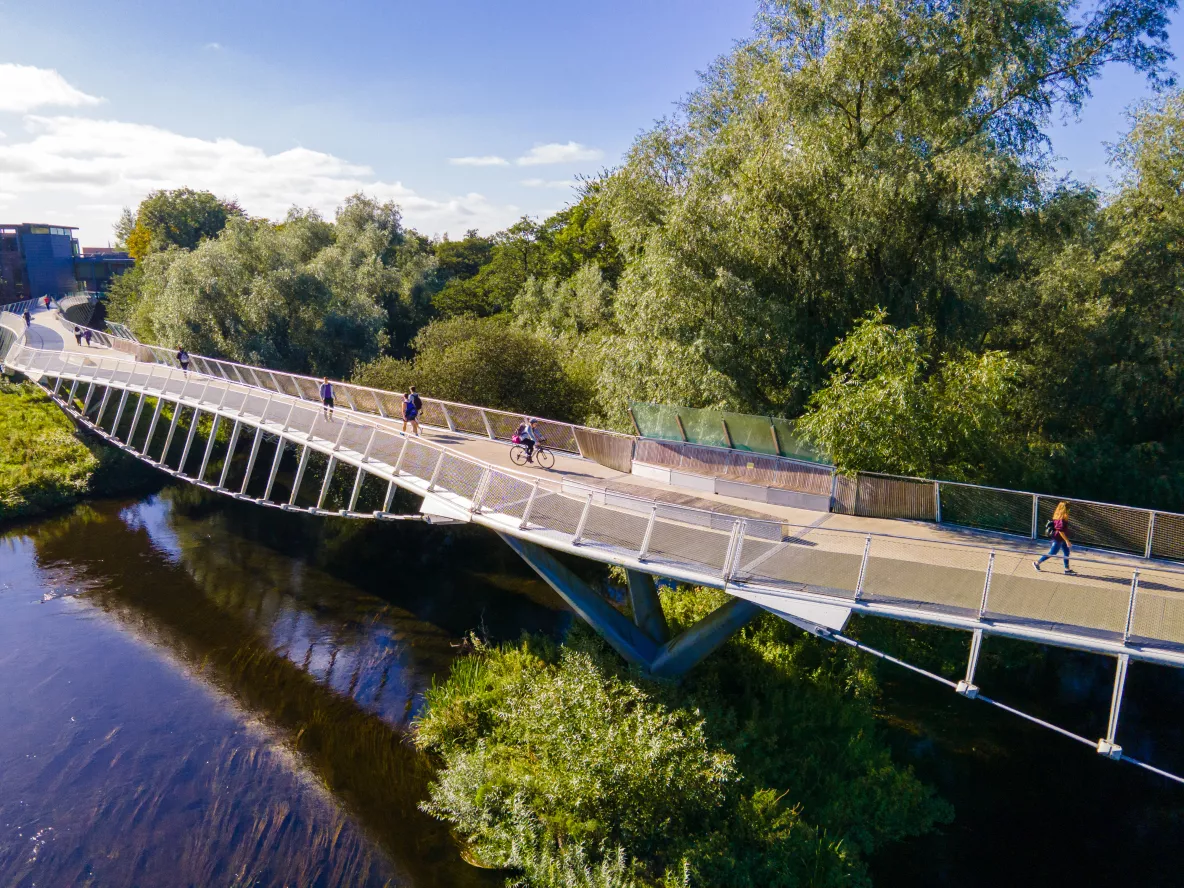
[499,535,759,678]
[626,570,669,643]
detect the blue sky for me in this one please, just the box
[0,0,1177,245]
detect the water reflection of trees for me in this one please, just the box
[28,497,504,888]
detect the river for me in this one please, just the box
[1,488,1181,886]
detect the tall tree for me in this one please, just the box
[116,188,244,259]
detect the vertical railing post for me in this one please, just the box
[1031,494,1039,540]
[723,519,747,581]
[240,425,265,495]
[218,421,243,488]
[853,535,872,601]
[143,396,165,459]
[263,436,286,501]
[347,466,366,513]
[393,437,410,475]
[198,415,222,482]
[317,457,338,510]
[427,451,444,491]
[161,403,183,467]
[638,505,658,562]
[1145,512,1157,560]
[934,481,942,523]
[288,446,311,507]
[381,480,397,514]
[470,467,492,513]
[571,494,593,545]
[179,410,202,476]
[519,482,540,530]
[441,404,457,433]
[978,552,995,619]
[481,409,495,440]
[1123,570,1140,644]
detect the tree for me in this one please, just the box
[115,188,244,259]
[595,0,1175,425]
[797,310,1048,482]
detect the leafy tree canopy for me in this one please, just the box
[115,188,244,259]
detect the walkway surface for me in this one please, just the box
[10,303,1184,667]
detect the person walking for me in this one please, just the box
[83,328,93,347]
[177,347,190,373]
[22,309,31,328]
[1034,501,1075,574]
[401,386,421,436]
[320,377,335,420]
[43,295,51,310]
[73,326,83,347]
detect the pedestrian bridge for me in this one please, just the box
[3,301,1183,782]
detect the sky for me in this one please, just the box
[0,0,1179,246]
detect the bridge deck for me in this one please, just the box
[11,304,1184,666]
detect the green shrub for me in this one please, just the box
[414,592,950,887]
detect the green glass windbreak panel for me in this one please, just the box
[630,402,685,442]
[630,402,829,464]
[720,411,779,455]
[679,406,729,449]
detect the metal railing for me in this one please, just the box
[1,298,40,316]
[67,321,635,460]
[10,339,1184,671]
[63,316,1184,566]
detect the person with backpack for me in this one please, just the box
[82,328,93,347]
[1034,501,1074,574]
[176,347,190,374]
[514,418,540,463]
[402,386,422,436]
[22,309,31,328]
[320,377,335,420]
[73,326,83,347]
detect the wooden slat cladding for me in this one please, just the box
[854,474,936,521]
[575,427,635,474]
[634,439,833,495]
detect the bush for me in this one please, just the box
[415,590,951,887]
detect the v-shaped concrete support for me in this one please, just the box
[499,535,760,678]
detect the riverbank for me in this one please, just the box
[0,379,159,523]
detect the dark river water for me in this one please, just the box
[1,487,1182,887]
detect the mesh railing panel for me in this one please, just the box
[434,453,485,501]
[1036,497,1151,556]
[985,553,1135,635]
[938,483,1033,536]
[861,539,990,613]
[526,490,586,535]
[1130,567,1184,645]
[734,527,866,598]
[1151,512,1184,562]
[579,503,650,553]
[481,472,537,520]
[443,403,489,437]
[644,517,734,576]
[399,439,439,481]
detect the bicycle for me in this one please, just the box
[510,440,555,469]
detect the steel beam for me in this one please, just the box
[626,569,670,643]
[240,428,264,495]
[288,446,311,507]
[218,421,243,488]
[1098,654,1130,759]
[647,597,761,678]
[197,415,222,482]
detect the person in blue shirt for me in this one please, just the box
[320,378,335,420]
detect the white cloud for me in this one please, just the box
[520,178,576,190]
[0,64,104,113]
[0,115,522,242]
[204,42,223,51]
[516,141,603,166]
[448,155,509,166]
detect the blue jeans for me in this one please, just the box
[1037,537,1070,569]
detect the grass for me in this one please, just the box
[0,379,159,522]
[0,380,98,521]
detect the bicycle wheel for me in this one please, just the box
[510,445,529,466]
[535,448,555,469]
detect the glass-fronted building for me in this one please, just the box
[0,223,133,305]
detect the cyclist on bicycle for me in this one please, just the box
[514,418,540,463]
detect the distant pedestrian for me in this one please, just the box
[401,386,421,436]
[320,377,335,420]
[43,295,51,310]
[83,328,93,347]
[22,309,31,328]
[1034,501,1074,575]
[73,326,82,346]
[177,347,190,374]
